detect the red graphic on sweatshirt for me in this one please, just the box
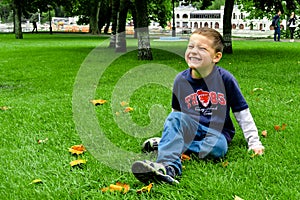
[197,89,210,107]
[184,89,226,109]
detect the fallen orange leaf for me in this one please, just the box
[69,144,86,155]
[137,183,153,194]
[70,159,86,167]
[261,130,267,137]
[124,107,134,112]
[101,182,130,194]
[274,125,281,131]
[181,153,191,161]
[90,99,107,106]
[281,123,287,130]
[70,144,86,151]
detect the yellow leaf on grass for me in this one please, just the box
[234,195,244,200]
[101,182,130,194]
[222,161,229,168]
[70,159,86,167]
[124,107,134,112]
[137,183,153,194]
[0,106,10,111]
[30,179,43,184]
[90,99,107,106]
[37,138,48,144]
[252,88,263,92]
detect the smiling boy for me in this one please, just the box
[131,27,264,184]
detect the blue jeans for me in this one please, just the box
[274,27,281,41]
[156,112,228,175]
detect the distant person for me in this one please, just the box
[32,20,38,33]
[273,10,281,41]
[288,12,297,42]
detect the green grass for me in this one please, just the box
[0,33,299,199]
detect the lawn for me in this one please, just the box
[0,33,299,200]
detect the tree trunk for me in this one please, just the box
[89,0,101,34]
[130,2,137,39]
[13,0,23,39]
[103,5,112,34]
[135,0,153,60]
[109,0,120,48]
[116,0,129,52]
[223,0,234,54]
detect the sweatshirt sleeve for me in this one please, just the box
[233,108,264,150]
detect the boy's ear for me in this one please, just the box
[213,52,222,63]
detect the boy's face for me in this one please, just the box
[185,34,222,78]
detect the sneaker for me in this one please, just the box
[131,160,179,184]
[142,137,161,152]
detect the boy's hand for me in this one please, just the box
[252,148,264,155]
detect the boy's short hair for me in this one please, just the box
[191,27,224,53]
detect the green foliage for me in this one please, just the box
[149,0,172,27]
[207,0,225,10]
[237,0,300,20]
[0,33,299,200]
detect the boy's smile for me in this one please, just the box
[185,34,222,79]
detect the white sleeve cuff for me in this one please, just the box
[233,108,264,150]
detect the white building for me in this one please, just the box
[174,4,285,32]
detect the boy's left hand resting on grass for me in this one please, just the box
[234,108,265,155]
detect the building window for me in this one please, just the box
[194,22,198,28]
[190,13,220,19]
[176,14,180,18]
[183,14,188,18]
[215,22,219,29]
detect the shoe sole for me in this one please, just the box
[131,161,179,184]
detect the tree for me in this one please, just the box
[89,0,101,34]
[134,0,153,60]
[223,0,234,54]
[237,0,300,18]
[109,0,120,48]
[98,0,111,34]
[12,0,22,39]
[116,0,130,52]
